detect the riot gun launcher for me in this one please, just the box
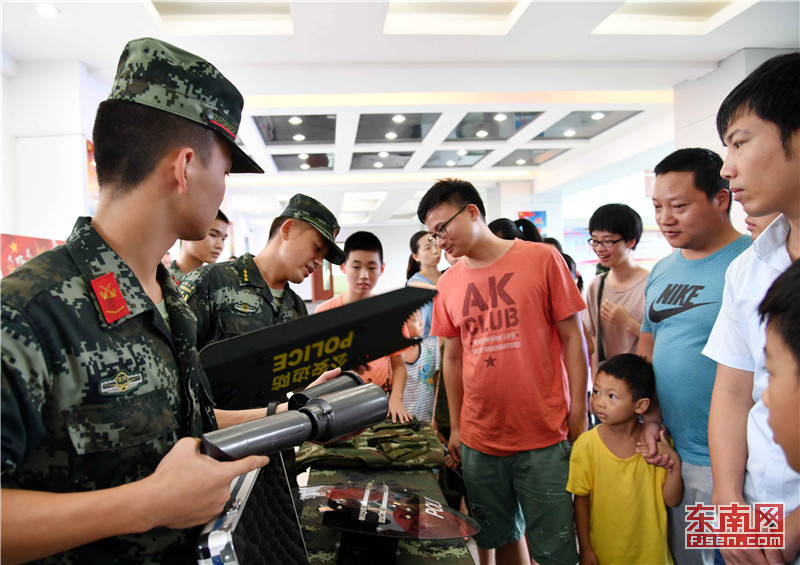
[200,372,388,461]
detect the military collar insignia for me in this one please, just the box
[90,272,131,324]
[99,370,143,396]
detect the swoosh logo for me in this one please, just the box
[649,301,714,323]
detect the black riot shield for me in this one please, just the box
[199,287,436,410]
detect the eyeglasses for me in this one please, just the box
[587,237,624,249]
[428,204,469,244]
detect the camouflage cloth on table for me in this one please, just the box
[179,252,308,350]
[1,217,216,564]
[296,417,444,472]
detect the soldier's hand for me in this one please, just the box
[146,437,269,530]
[306,366,342,390]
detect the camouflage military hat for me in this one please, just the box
[281,194,345,265]
[108,37,263,174]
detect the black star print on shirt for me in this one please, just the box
[484,356,496,368]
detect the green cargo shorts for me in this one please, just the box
[461,441,578,565]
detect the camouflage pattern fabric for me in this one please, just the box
[179,252,309,351]
[167,259,186,284]
[279,194,344,265]
[301,468,474,564]
[295,418,444,472]
[108,37,262,174]
[1,217,216,564]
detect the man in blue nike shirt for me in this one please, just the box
[637,147,751,565]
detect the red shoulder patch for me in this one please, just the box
[91,272,130,324]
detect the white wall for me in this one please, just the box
[2,58,106,239]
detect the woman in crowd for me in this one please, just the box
[406,230,442,338]
[583,203,649,374]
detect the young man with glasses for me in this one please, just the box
[418,178,587,565]
[637,147,750,565]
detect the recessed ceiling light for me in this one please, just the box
[446,160,456,167]
[300,163,310,170]
[385,132,398,140]
[298,153,309,160]
[392,114,406,123]
[288,116,303,125]
[457,149,468,156]
[591,112,605,121]
[293,134,306,142]
[516,159,526,165]
[374,162,384,169]
[475,130,488,138]
[378,151,389,158]
[36,3,59,18]
[494,113,508,122]
[563,129,577,137]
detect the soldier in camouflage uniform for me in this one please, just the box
[0,37,324,564]
[168,209,230,284]
[180,193,345,351]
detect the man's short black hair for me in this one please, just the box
[93,100,217,195]
[417,178,486,224]
[654,148,731,213]
[216,209,229,224]
[597,353,655,401]
[344,231,383,263]
[759,260,800,368]
[717,52,800,158]
[588,204,643,250]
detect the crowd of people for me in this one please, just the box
[0,35,797,565]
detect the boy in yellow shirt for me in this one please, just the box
[568,354,683,564]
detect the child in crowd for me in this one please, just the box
[568,353,683,565]
[401,309,440,422]
[316,231,411,423]
[758,260,800,473]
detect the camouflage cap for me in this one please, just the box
[281,194,345,265]
[108,37,263,174]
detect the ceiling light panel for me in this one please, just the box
[383,1,531,35]
[535,111,640,140]
[591,1,757,36]
[355,113,441,144]
[446,111,542,142]
[273,153,334,172]
[253,114,336,145]
[424,150,487,169]
[351,152,414,170]
[342,191,388,213]
[151,1,294,35]
[496,149,569,167]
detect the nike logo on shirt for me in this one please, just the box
[648,301,713,322]
[648,283,714,322]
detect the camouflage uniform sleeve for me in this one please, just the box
[1,302,48,475]
[179,268,214,350]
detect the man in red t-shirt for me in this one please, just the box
[418,178,588,565]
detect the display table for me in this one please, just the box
[301,467,474,564]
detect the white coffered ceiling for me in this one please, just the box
[2,1,798,228]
